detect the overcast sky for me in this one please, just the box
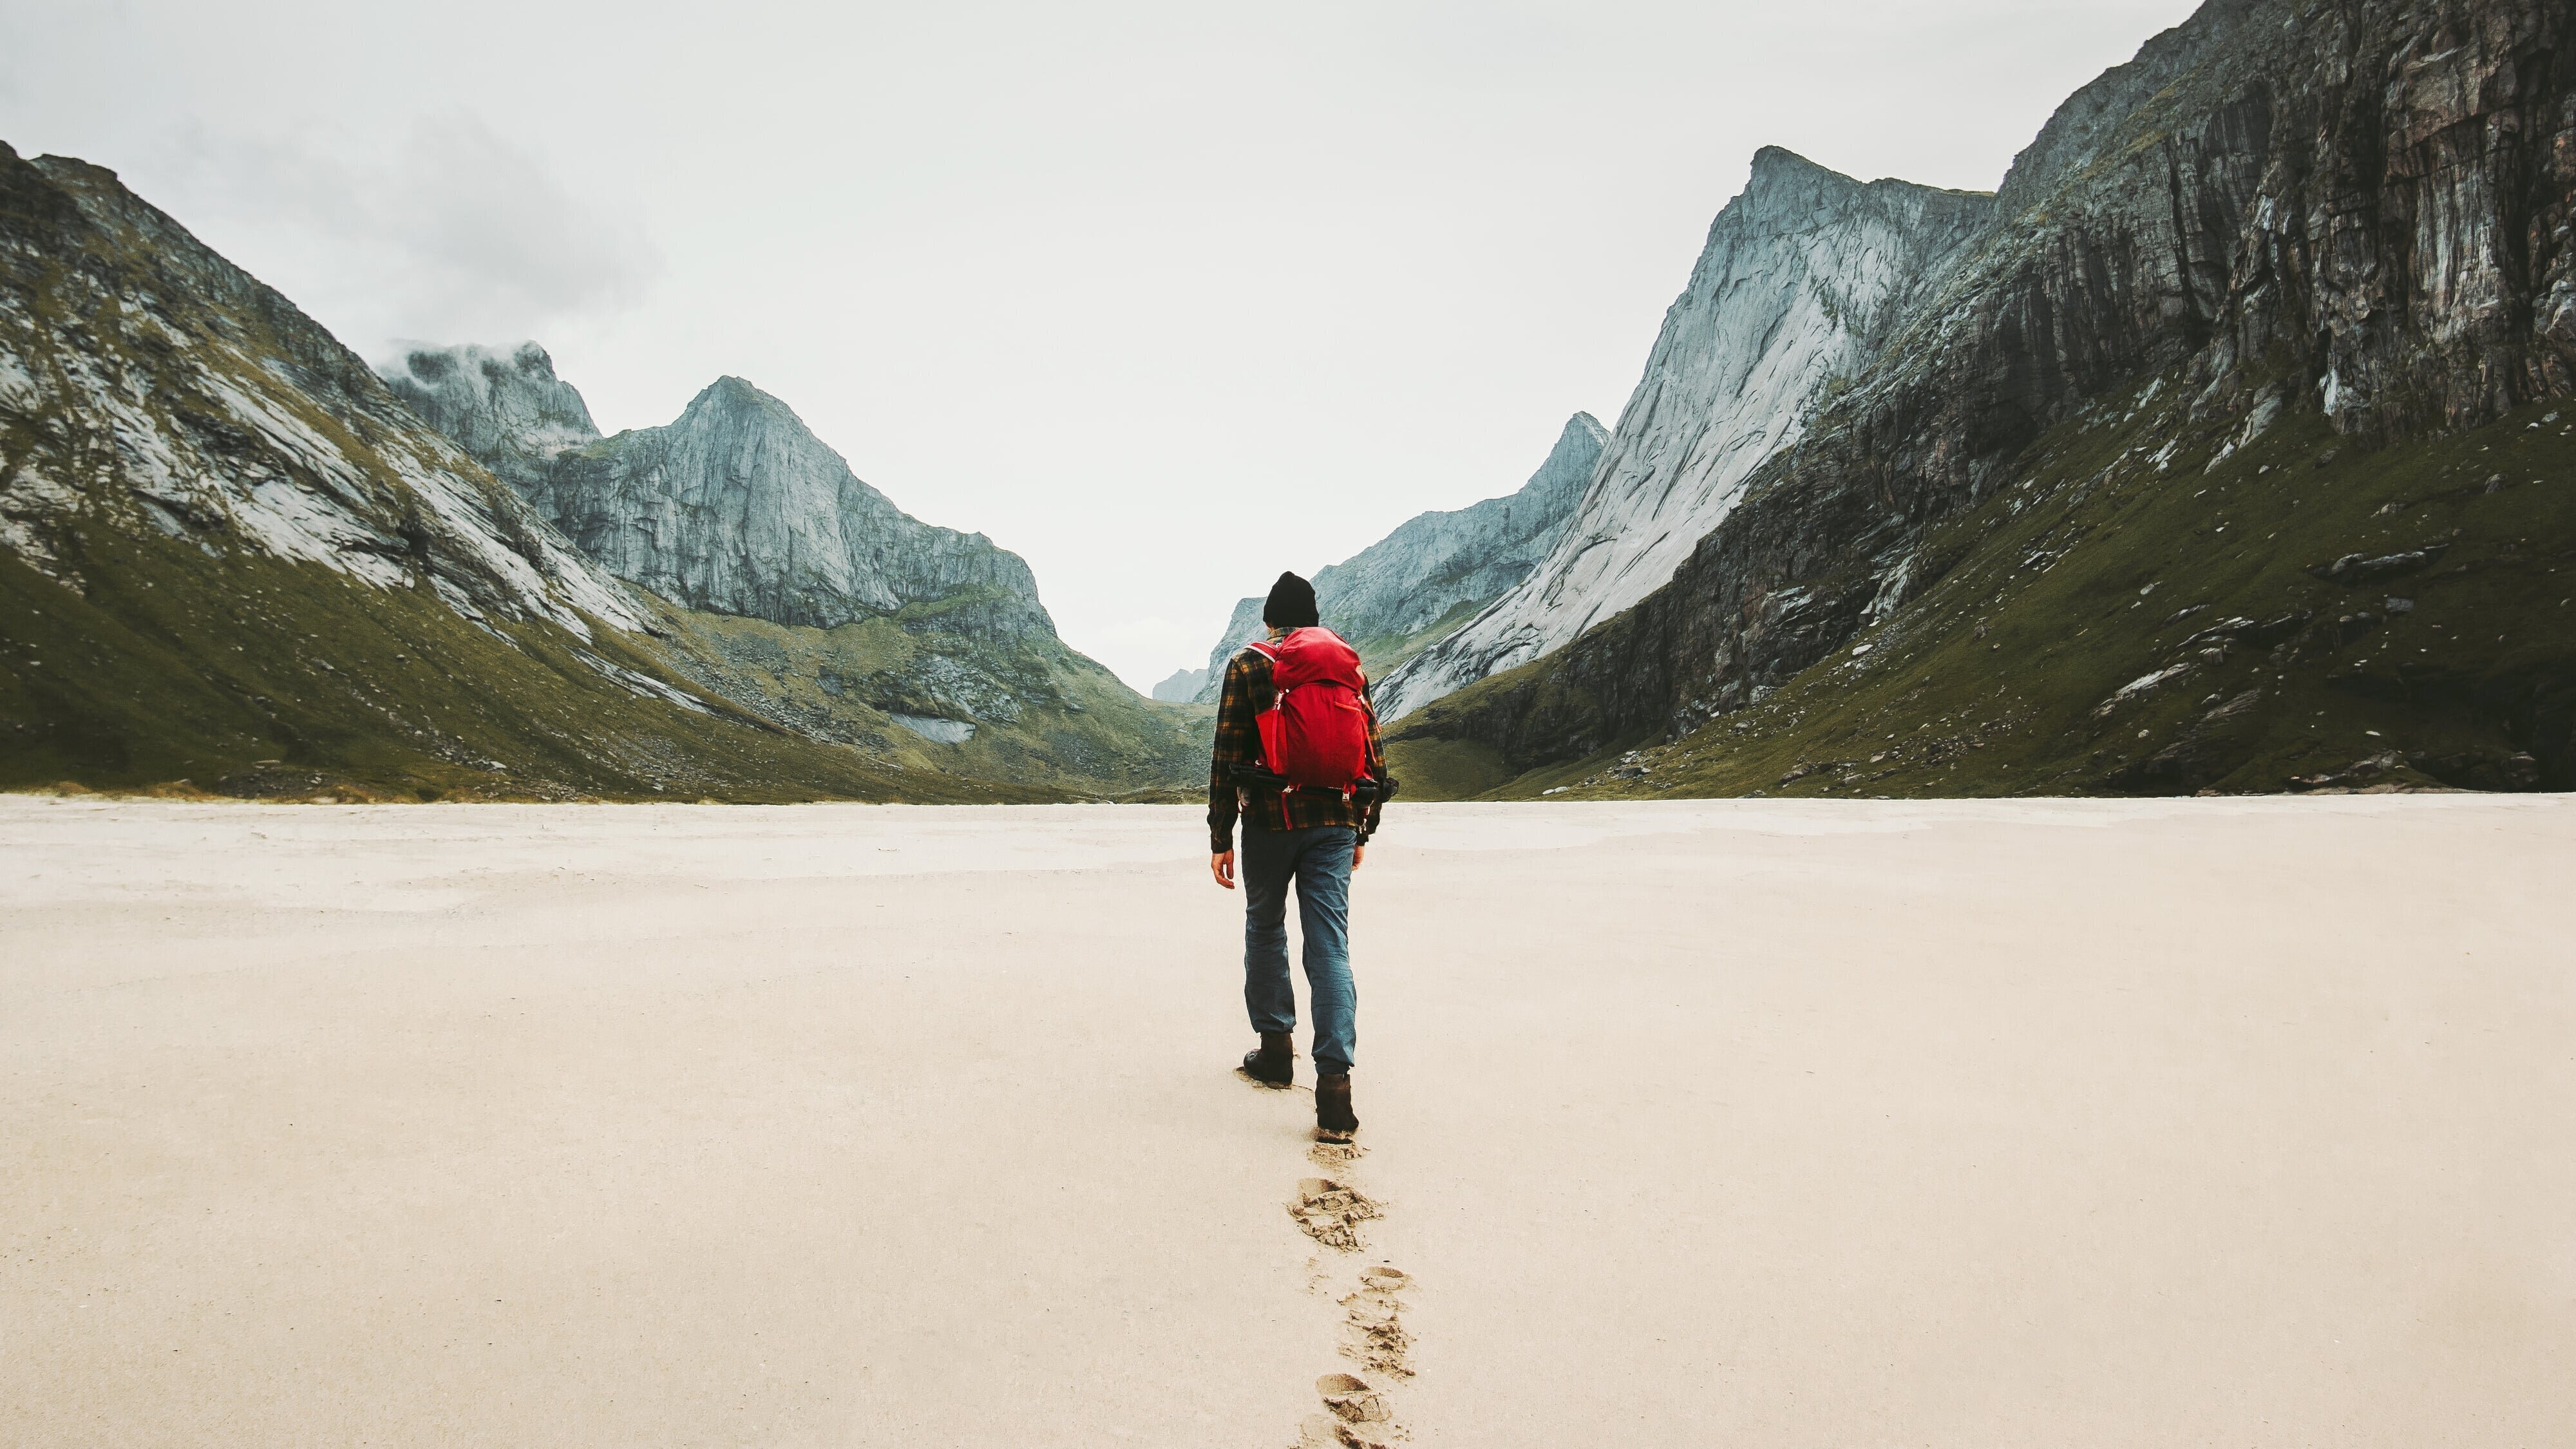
[3,0,2197,690]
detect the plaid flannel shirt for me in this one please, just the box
[1206,638,1389,853]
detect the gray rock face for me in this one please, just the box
[378,343,600,495]
[1390,0,2576,775]
[1376,152,1992,720]
[426,372,1056,645]
[1150,666,1208,703]
[1318,412,1606,647]
[1189,413,1606,700]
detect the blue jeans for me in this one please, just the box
[1240,824,1357,1075]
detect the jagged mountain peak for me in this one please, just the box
[1745,144,1831,181]
[379,341,600,494]
[1375,141,1996,719]
[1738,146,1991,208]
[1740,146,1873,193]
[1995,0,2269,220]
[402,339,568,386]
[386,341,1052,642]
[528,375,1046,640]
[685,374,785,417]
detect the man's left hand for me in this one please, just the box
[1352,844,1366,869]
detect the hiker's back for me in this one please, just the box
[1247,627,1371,790]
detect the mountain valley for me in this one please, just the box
[6,0,2572,807]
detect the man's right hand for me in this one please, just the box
[1211,850,1236,890]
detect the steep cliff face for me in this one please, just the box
[1375,153,1993,719]
[1387,0,2576,793]
[379,342,600,495]
[1188,412,1606,700]
[529,377,1056,644]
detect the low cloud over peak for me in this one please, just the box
[156,113,659,359]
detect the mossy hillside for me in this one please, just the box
[1397,387,2576,800]
[0,522,1054,803]
[639,600,1210,799]
[1378,733,1514,802]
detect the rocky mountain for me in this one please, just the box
[0,142,1197,802]
[381,341,598,495]
[1376,153,1992,721]
[535,377,1054,644]
[1186,412,1606,700]
[1385,0,2576,800]
[379,347,1200,781]
[386,348,1056,647]
[1151,665,1208,703]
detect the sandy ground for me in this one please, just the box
[3,793,2571,1447]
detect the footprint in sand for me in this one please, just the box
[1289,1178,1381,1252]
[1316,1372,1392,1423]
[1278,1137,1410,1443]
[1302,1365,1405,1448]
[1300,1412,1390,1449]
[1308,1139,1365,1171]
[1338,1265,1414,1380]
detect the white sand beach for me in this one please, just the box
[4,794,2571,1446]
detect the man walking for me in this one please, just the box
[1209,571,1390,1137]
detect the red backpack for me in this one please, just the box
[1245,627,1374,793]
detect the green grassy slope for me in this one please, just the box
[1390,388,2576,800]
[0,522,1215,803]
[639,601,1211,800]
[0,524,1059,803]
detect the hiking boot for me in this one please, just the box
[1316,1072,1358,1135]
[1240,1031,1294,1088]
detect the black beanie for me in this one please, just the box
[1262,571,1320,629]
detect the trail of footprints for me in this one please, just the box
[1290,1139,1414,1448]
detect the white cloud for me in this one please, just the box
[153,115,658,358]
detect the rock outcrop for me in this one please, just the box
[1189,412,1605,699]
[379,342,601,495]
[415,371,1056,646]
[1374,154,1993,719]
[1387,0,2576,779]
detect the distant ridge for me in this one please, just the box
[1185,412,1607,701]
